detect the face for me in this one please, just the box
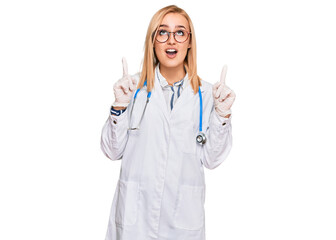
[154,13,191,69]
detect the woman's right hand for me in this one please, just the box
[112,57,137,108]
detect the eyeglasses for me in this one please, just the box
[155,29,191,43]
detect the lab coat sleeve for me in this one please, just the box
[100,109,129,161]
[200,106,233,170]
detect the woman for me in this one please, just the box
[100,5,236,240]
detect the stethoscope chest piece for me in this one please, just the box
[196,132,206,145]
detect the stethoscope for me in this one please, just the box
[128,78,206,145]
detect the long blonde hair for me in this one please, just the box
[137,5,201,94]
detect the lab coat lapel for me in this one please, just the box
[153,76,170,122]
[171,79,205,116]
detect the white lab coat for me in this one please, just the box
[100,70,233,240]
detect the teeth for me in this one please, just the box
[166,49,177,52]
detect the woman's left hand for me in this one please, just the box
[212,65,236,118]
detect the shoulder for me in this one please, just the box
[130,72,141,85]
[199,79,215,108]
[131,72,141,80]
[200,79,214,95]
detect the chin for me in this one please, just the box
[159,58,184,69]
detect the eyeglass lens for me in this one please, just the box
[156,30,189,43]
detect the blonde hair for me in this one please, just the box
[137,5,201,94]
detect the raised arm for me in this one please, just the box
[100,57,137,161]
[200,65,236,169]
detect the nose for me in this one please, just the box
[167,32,176,44]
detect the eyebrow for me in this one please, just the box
[159,24,186,29]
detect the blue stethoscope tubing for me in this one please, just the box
[198,87,202,132]
[134,80,151,99]
[129,80,206,144]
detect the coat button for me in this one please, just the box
[222,122,226,126]
[113,120,117,124]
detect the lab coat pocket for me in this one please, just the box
[115,179,140,227]
[173,185,205,230]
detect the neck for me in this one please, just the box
[159,64,186,86]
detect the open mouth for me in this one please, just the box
[165,49,178,58]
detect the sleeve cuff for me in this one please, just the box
[109,107,128,125]
[214,111,231,125]
[110,105,127,116]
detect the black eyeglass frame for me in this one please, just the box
[154,29,192,43]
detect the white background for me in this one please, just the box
[1,0,335,239]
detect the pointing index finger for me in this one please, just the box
[122,57,128,76]
[220,64,228,84]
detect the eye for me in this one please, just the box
[176,30,185,36]
[159,30,168,35]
